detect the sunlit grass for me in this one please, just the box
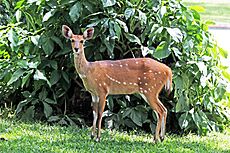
[183,2,230,24]
[0,119,230,153]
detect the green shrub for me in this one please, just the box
[0,0,229,135]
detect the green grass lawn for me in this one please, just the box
[0,119,230,153]
[183,1,230,24]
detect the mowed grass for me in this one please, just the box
[0,119,230,153]
[183,1,230,24]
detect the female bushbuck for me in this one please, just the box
[62,25,172,143]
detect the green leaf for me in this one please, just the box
[62,71,70,84]
[101,0,116,7]
[8,28,19,46]
[166,28,183,43]
[160,6,167,17]
[153,41,171,59]
[175,94,189,113]
[174,75,183,90]
[24,11,36,30]
[21,70,34,88]
[189,5,205,13]
[69,2,82,23]
[41,37,54,55]
[43,102,53,118]
[137,10,147,25]
[48,116,60,122]
[122,108,132,118]
[7,69,26,86]
[125,33,141,45]
[124,8,135,20]
[34,70,51,87]
[222,71,230,82]
[15,0,25,9]
[196,62,207,76]
[15,100,29,114]
[45,98,57,104]
[115,19,128,32]
[178,112,189,129]
[31,35,40,46]
[39,88,48,101]
[43,10,56,22]
[15,10,22,22]
[50,70,61,86]
[107,96,114,111]
[113,22,121,40]
[51,36,63,49]
[219,47,228,58]
[103,36,115,58]
[21,106,35,121]
[129,106,148,127]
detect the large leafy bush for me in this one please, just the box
[0,0,229,134]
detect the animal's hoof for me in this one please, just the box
[160,136,165,142]
[0,137,7,141]
[95,137,100,142]
[91,134,95,140]
[153,137,160,144]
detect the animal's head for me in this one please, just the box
[62,25,94,53]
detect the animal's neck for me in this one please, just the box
[74,48,89,77]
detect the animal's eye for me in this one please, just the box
[80,40,84,44]
[71,39,75,42]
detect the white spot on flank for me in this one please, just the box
[151,86,154,89]
[149,70,152,73]
[155,72,158,75]
[134,83,138,86]
[111,64,114,66]
[103,82,106,85]
[160,81,163,84]
[143,72,146,75]
[139,82,142,84]
[120,65,123,67]
[158,72,161,74]
[140,87,143,90]
[136,61,139,64]
[144,90,147,93]
[148,88,151,91]
[145,83,148,86]
[144,77,146,79]
[99,83,102,87]
[138,77,141,80]
[129,82,133,85]
[123,82,127,85]
[95,79,98,81]
[154,84,157,87]
[164,72,166,75]
[125,63,128,66]
[153,78,156,80]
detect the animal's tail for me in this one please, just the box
[165,68,172,95]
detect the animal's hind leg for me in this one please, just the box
[143,93,165,143]
[158,101,167,141]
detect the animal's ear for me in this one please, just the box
[83,27,94,40]
[62,25,73,39]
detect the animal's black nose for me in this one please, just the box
[74,48,79,52]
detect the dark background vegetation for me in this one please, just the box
[0,0,229,135]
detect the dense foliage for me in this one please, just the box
[0,0,229,135]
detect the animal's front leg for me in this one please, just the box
[91,95,99,140]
